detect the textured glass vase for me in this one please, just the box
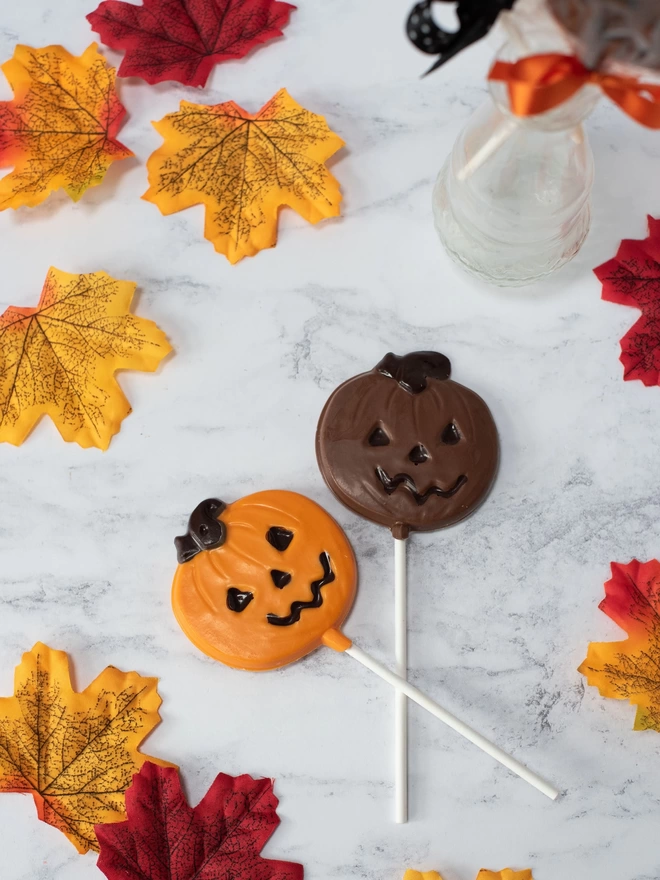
[433,0,598,287]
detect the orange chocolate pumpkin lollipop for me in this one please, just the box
[171,490,557,802]
[172,491,356,671]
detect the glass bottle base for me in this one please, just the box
[433,163,592,288]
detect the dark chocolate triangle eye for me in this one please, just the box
[441,422,461,445]
[227,589,253,612]
[266,526,294,551]
[368,427,390,446]
[270,570,292,589]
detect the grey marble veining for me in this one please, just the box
[1,1,660,878]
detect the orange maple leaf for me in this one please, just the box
[143,88,344,263]
[477,873,533,880]
[0,267,171,449]
[0,643,174,853]
[579,559,660,731]
[403,870,532,880]
[403,872,442,880]
[0,43,132,209]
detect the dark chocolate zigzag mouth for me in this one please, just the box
[267,552,335,626]
[376,466,467,505]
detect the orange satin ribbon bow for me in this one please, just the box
[489,53,660,130]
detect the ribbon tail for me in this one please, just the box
[602,84,660,130]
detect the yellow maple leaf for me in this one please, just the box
[0,43,133,209]
[143,88,344,263]
[0,267,171,449]
[403,870,532,880]
[0,643,174,853]
[477,872,533,880]
[403,872,443,880]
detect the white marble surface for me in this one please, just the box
[2,1,660,878]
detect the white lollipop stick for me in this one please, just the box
[455,11,584,182]
[456,117,518,181]
[457,11,540,182]
[344,642,559,801]
[394,536,408,824]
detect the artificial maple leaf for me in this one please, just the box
[0,43,132,209]
[143,88,344,263]
[403,872,442,880]
[403,871,532,880]
[579,559,660,731]
[0,267,171,449]
[96,761,304,880]
[0,643,173,854]
[87,0,295,88]
[595,216,660,386]
[476,873,532,880]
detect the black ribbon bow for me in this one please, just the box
[406,0,518,76]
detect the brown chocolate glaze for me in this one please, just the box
[175,498,227,563]
[316,352,499,536]
[266,526,294,551]
[549,0,660,72]
[376,351,450,392]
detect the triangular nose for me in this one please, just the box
[408,444,429,464]
[270,570,292,588]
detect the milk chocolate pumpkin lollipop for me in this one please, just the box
[316,351,498,537]
[316,352,499,822]
[171,490,556,801]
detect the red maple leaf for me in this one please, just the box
[595,216,660,386]
[95,762,304,880]
[87,0,296,87]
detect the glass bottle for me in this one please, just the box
[433,0,599,287]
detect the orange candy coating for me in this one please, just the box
[172,490,357,671]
